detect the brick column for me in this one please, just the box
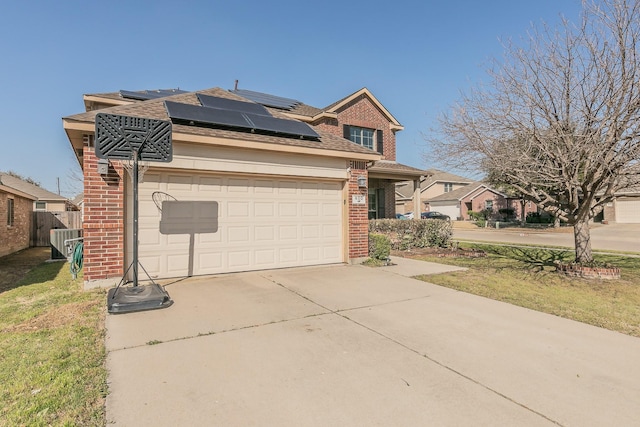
[348,161,369,259]
[83,147,125,285]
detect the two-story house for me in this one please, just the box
[63,86,423,288]
[396,169,473,216]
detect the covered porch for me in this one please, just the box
[367,160,424,219]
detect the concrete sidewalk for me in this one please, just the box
[106,261,640,426]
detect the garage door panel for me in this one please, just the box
[139,228,161,245]
[278,181,297,194]
[323,224,340,238]
[302,225,320,238]
[228,251,251,267]
[254,202,274,216]
[198,177,222,191]
[167,175,192,191]
[279,225,298,240]
[228,178,249,191]
[197,251,223,273]
[278,202,298,216]
[133,173,343,278]
[616,199,640,223]
[255,226,275,241]
[254,180,275,193]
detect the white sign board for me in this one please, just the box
[352,194,366,205]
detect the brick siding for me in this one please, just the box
[83,148,125,281]
[348,161,369,258]
[0,192,32,257]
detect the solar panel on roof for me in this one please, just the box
[197,94,269,116]
[247,114,319,138]
[231,89,300,110]
[165,101,251,130]
[120,89,188,101]
[164,100,319,140]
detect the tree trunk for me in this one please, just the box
[573,219,593,264]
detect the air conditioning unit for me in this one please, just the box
[50,229,82,260]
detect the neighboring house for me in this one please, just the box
[72,192,84,219]
[0,172,79,213]
[600,186,640,224]
[63,86,423,287]
[396,169,473,215]
[428,182,536,221]
[0,176,37,257]
[0,172,81,249]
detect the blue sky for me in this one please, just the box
[0,0,582,197]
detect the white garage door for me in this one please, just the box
[615,198,640,223]
[129,171,344,279]
[428,203,460,220]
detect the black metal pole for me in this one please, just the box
[132,150,139,287]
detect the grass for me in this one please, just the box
[412,243,640,338]
[0,260,107,427]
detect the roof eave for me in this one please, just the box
[62,118,382,162]
[0,184,37,200]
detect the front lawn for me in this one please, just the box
[409,244,640,338]
[0,259,106,426]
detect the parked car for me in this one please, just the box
[395,213,408,220]
[404,212,415,219]
[421,211,450,221]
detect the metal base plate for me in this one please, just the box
[107,283,173,314]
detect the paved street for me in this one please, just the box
[453,223,640,253]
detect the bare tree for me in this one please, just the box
[430,0,640,264]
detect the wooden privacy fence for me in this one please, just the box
[31,211,82,247]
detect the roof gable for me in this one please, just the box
[322,88,403,131]
[429,182,507,202]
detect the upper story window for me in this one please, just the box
[35,201,46,211]
[344,125,384,154]
[444,183,453,192]
[7,197,14,227]
[349,127,374,150]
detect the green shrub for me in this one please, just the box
[468,210,488,221]
[498,208,515,218]
[369,219,452,250]
[526,212,554,224]
[368,233,391,260]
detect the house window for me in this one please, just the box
[344,125,384,154]
[7,197,14,227]
[35,201,46,211]
[444,183,453,192]
[485,200,494,211]
[349,127,375,150]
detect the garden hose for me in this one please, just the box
[70,242,83,279]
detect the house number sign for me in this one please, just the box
[352,194,366,205]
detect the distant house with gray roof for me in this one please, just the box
[0,172,78,213]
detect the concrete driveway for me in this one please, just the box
[106,259,640,426]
